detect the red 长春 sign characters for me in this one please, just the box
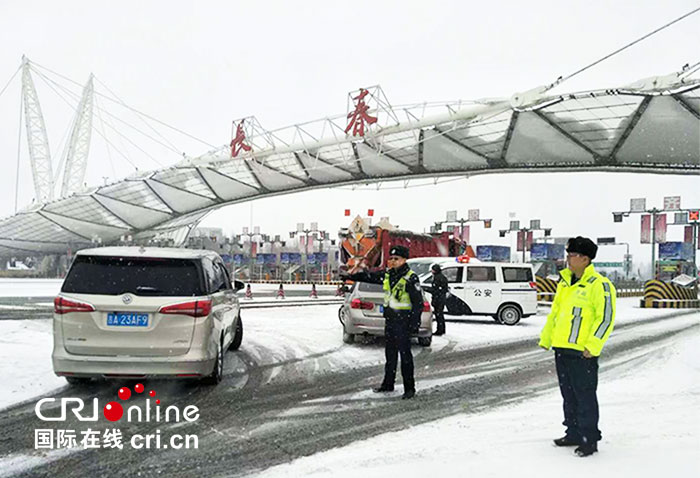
[345,89,377,137]
[230,121,252,158]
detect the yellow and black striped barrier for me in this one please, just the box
[617,289,645,298]
[640,280,699,308]
[536,276,643,302]
[535,276,558,302]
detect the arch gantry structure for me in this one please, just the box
[1,75,699,255]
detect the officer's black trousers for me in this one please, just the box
[555,350,601,445]
[382,319,415,392]
[433,300,445,333]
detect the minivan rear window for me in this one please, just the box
[62,255,205,296]
[502,267,533,283]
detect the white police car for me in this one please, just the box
[419,256,537,325]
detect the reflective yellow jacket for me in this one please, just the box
[538,264,616,356]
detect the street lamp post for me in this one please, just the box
[290,223,323,281]
[499,219,552,263]
[433,209,493,251]
[612,197,697,280]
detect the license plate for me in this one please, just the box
[378,305,384,313]
[107,312,149,327]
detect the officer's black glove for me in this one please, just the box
[410,319,420,334]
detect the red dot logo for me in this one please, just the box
[149,390,156,398]
[156,399,161,405]
[135,383,144,393]
[103,401,123,422]
[118,387,131,400]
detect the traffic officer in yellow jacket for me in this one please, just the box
[539,236,616,457]
[341,245,423,399]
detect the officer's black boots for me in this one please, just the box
[434,327,445,336]
[373,385,394,393]
[553,436,579,447]
[575,443,598,457]
[401,389,415,400]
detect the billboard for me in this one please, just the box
[658,242,694,261]
[256,254,277,265]
[530,243,565,261]
[476,245,511,262]
[288,253,302,264]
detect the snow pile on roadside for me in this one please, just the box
[251,327,700,478]
[0,279,63,298]
[0,319,65,411]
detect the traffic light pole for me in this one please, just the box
[692,221,699,281]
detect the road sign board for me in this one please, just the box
[663,196,681,211]
[630,198,646,212]
[468,209,480,221]
[674,211,688,224]
[597,237,616,244]
[594,262,623,268]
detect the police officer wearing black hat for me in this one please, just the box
[539,236,616,457]
[428,263,448,335]
[340,245,423,399]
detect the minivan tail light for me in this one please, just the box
[159,299,212,318]
[423,301,431,312]
[350,298,374,310]
[54,297,95,314]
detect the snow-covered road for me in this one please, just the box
[253,325,700,478]
[0,294,698,477]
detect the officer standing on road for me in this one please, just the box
[429,264,448,335]
[340,245,423,399]
[539,236,616,457]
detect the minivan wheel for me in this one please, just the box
[203,340,224,385]
[342,330,355,344]
[65,376,91,386]
[229,316,243,351]
[498,304,522,326]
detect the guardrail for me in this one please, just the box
[241,298,343,309]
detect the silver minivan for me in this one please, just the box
[52,247,244,385]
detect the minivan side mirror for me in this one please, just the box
[233,280,245,292]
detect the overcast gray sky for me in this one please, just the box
[0,0,698,268]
